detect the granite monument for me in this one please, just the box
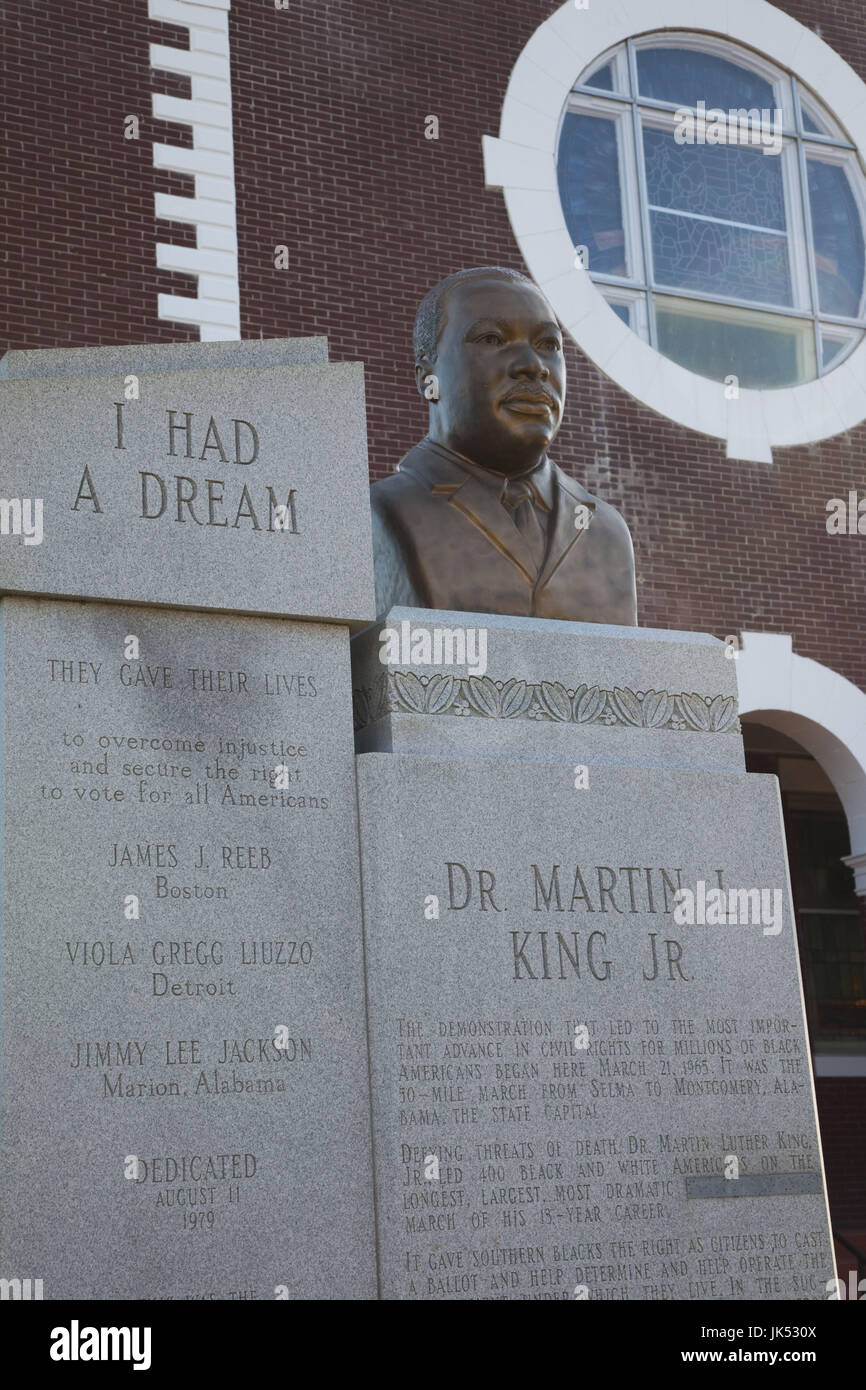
[0,339,377,1299]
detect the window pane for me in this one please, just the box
[655,295,815,387]
[557,112,628,278]
[644,127,786,228]
[798,91,839,138]
[820,330,860,369]
[636,46,775,110]
[602,291,649,338]
[787,807,857,910]
[799,914,866,1040]
[583,61,614,92]
[650,210,792,304]
[807,158,865,317]
[801,108,824,135]
[556,39,866,392]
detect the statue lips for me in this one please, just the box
[500,385,560,422]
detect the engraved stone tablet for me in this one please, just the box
[0,596,376,1299]
[356,751,835,1301]
[0,355,374,626]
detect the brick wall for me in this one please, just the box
[4,1,865,687]
[1,1,198,348]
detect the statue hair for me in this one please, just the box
[413,266,543,364]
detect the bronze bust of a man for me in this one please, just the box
[370,266,637,625]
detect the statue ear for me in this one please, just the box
[415,360,440,402]
[415,359,434,396]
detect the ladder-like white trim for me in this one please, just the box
[148,0,240,340]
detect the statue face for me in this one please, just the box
[421,277,565,474]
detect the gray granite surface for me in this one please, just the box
[0,337,328,378]
[356,750,834,1300]
[0,356,374,626]
[0,596,376,1299]
[353,608,744,771]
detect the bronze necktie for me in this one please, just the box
[502,478,547,574]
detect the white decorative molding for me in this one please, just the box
[483,0,866,463]
[148,0,240,340]
[736,631,866,892]
[841,850,866,896]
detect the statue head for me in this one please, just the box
[413,266,566,477]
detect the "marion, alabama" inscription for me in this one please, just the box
[0,597,376,1298]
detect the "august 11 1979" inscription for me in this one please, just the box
[0,597,376,1298]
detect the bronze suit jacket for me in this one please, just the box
[370,438,637,624]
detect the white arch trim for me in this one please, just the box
[482,0,866,463]
[737,631,866,894]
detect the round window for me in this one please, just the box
[556,33,866,389]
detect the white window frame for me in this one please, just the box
[601,286,649,341]
[562,96,642,284]
[804,144,866,322]
[482,0,866,462]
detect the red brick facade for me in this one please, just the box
[1,3,198,348]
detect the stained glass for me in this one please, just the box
[556,37,866,387]
[650,211,791,305]
[644,128,786,229]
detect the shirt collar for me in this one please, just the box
[421,437,554,511]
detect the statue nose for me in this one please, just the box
[510,352,549,379]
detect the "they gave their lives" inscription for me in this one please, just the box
[0,597,376,1298]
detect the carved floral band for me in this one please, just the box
[353,671,740,735]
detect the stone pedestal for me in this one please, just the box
[352,608,836,1301]
[0,340,377,1299]
[352,607,743,771]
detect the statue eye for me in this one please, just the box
[539,336,562,351]
[477,331,504,345]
